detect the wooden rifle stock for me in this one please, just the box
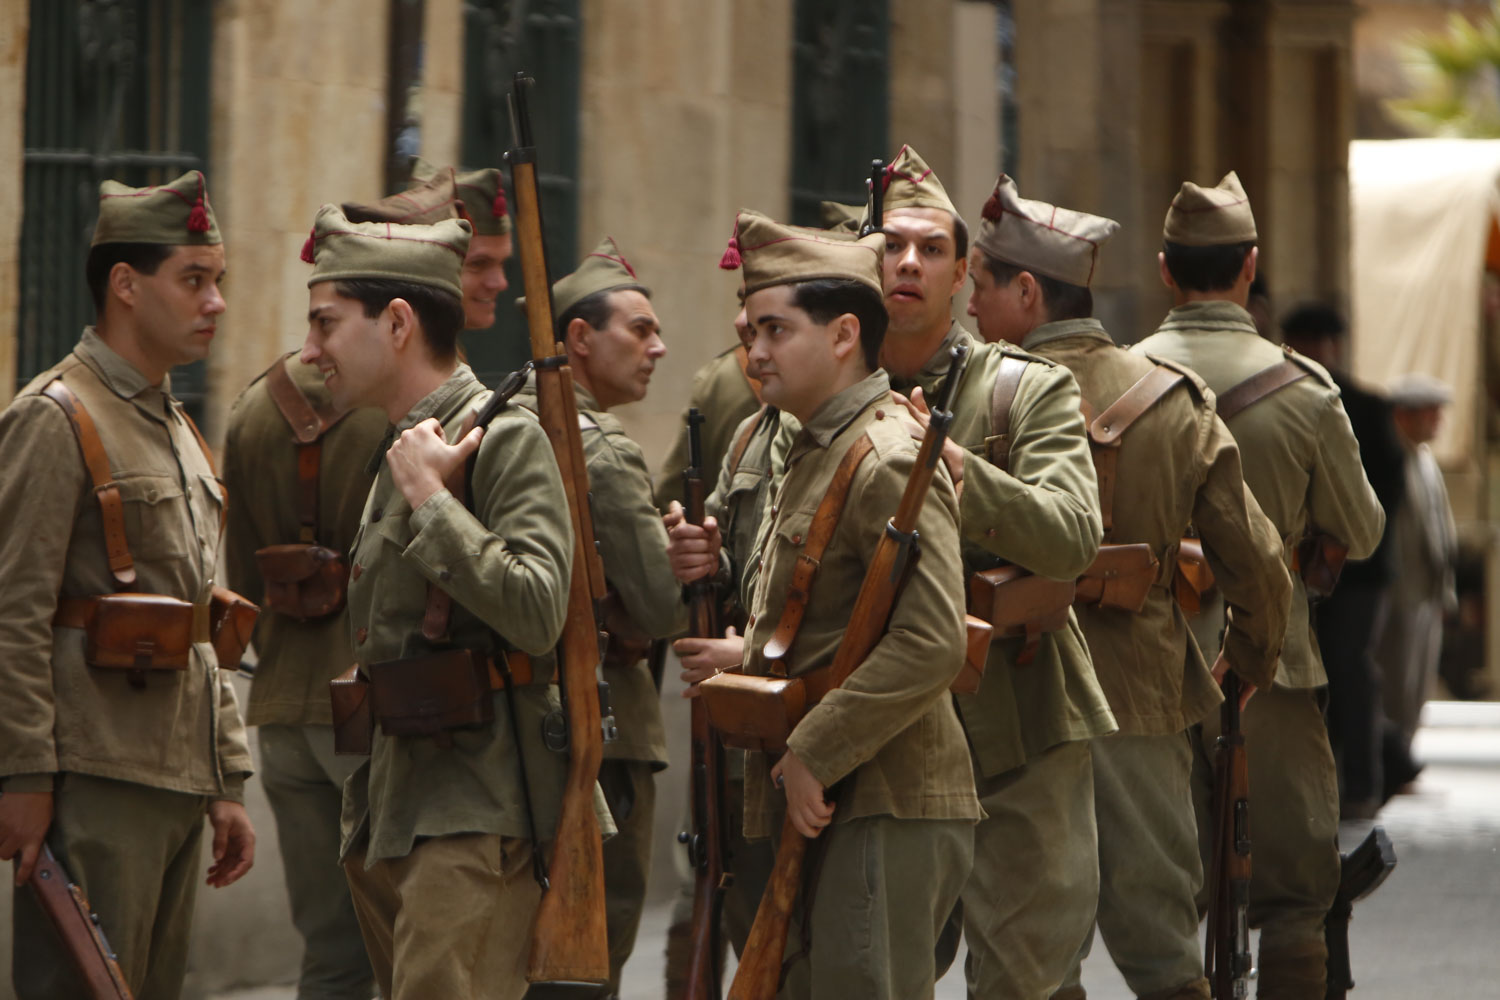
[23,845,135,999]
[1206,671,1252,999]
[506,72,610,986]
[727,342,969,1000]
[680,407,730,1000]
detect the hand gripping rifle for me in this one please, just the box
[678,407,731,1000]
[505,71,612,986]
[727,342,969,1000]
[22,845,134,999]
[1206,671,1252,999]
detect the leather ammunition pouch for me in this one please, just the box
[330,665,373,755]
[55,593,206,672]
[1294,533,1349,601]
[951,614,994,695]
[967,565,1075,664]
[209,586,260,670]
[1174,537,1215,616]
[701,663,830,755]
[254,543,349,621]
[1075,543,1161,613]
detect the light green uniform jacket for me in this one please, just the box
[652,343,762,510]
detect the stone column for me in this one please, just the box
[0,4,28,406]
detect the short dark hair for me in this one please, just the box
[555,285,650,341]
[952,214,969,262]
[332,279,465,361]
[1162,240,1255,293]
[1280,302,1346,342]
[788,278,888,370]
[981,252,1093,322]
[85,242,175,315]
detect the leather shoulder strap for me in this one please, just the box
[41,380,136,588]
[988,355,1030,472]
[1089,365,1186,447]
[265,355,346,444]
[761,432,877,663]
[726,404,771,480]
[1216,359,1310,420]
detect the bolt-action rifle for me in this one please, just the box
[22,845,134,999]
[1206,671,1253,999]
[678,407,731,1000]
[726,342,969,1000]
[1325,825,1397,999]
[505,70,612,986]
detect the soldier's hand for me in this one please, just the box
[205,800,256,888]
[771,751,834,838]
[664,501,722,584]
[894,388,967,484]
[387,417,484,511]
[1211,652,1256,710]
[674,626,744,697]
[0,791,53,885]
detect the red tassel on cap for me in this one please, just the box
[981,192,1003,222]
[718,236,742,270]
[300,230,316,264]
[492,186,507,218]
[187,197,211,233]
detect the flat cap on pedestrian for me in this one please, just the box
[1389,373,1453,409]
[91,169,221,247]
[302,203,471,300]
[973,175,1119,288]
[1163,171,1258,247]
[341,167,464,226]
[727,210,885,296]
[877,144,961,220]
[542,236,650,319]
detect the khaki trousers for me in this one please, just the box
[259,724,375,1000]
[13,773,206,1000]
[344,833,541,1000]
[780,815,973,1000]
[1055,732,1209,1000]
[1192,687,1340,1000]
[961,739,1099,1000]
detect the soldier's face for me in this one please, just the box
[462,233,513,329]
[126,244,227,369]
[570,289,665,409]
[881,208,966,339]
[745,284,850,421]
[966,247,1031,345]
[302,282,391,411]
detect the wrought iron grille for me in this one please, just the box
[17,0,213,418]
[459,0,581,383]
[790,0,889,227]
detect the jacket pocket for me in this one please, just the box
[117,474,191,561]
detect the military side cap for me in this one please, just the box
[91,170,221,247]
[341,167,462,226]
[303,204,471,300]
[973,175,1119,288]
[454,168,512,236]
[726,210,884,296]
[820,200,863,234]
[1163,171,1257,247]
[1389,373,1453,409]
[544,236,648,318]
[878,144,960,220]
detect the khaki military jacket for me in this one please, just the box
[1136,302,1385,689]
[652,343,762,509]
[223,354,389,726]
[0,329,251,799]
[740,371,981,837]
[705,405,800,622]
[342,365,574,864]
[892,322,1114,778]
[513,379,684,767]
[1022,319,1291,731]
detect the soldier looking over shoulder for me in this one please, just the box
[0,171,256,1000]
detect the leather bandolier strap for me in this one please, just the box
[1214,355,1310,421]
[726,404,772,483]
[265,356,349,543]
[42,380,136,588]
[986,355,1030,473]
[761,432,876,668]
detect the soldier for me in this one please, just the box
[1135,172,1385,1000]
[713,209,980,998]
[298,204,574,1000]
[870,149,1111,999]
[963,177,1293,1000]
[0,170,256,999]
[512,236,686,999]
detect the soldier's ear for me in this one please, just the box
[566,316,592,359]
[109,262,137,307]
[1158,252,1176,291]
[1242,247,1259,286]
[386,298,417,352]
[830,313,861,362]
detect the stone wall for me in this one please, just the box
[0,4,25,406]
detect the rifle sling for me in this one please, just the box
[266,356,350,543]
[1215,358,1309,420]
[760,432,876,664]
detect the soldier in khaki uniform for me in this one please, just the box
[1134,174,1385,1000]
[864,150,1110,999]
[298,204,574,1000]
[0,171,256,1000]
[513,237,686,998]
[652,337,762,511]
[964,177,1293,1000]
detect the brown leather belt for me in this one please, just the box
[53,595,213,644]
[346,649,541,690]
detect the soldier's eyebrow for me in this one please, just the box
[308,304,336,322]
[627,312,660,333]
[752,311,790,328]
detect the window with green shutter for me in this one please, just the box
[18,0,213,419]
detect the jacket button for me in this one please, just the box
[792,534,802,544]
[748,615,757,627]
[439,569,452,581]
[986,528,996,537]
[875,409,885,420]
[355,627,368,644]
[351,563,362,580]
